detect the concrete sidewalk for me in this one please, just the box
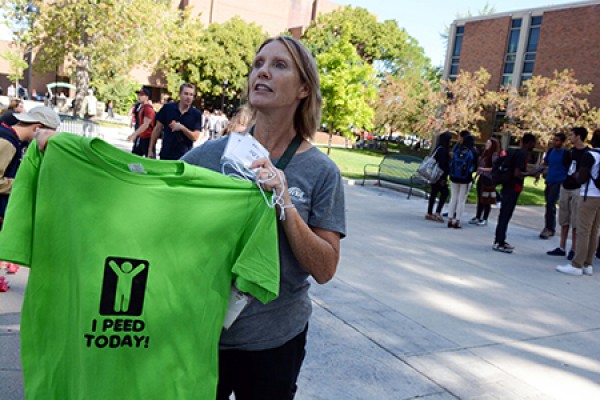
[1,134,600,399]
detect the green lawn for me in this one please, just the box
[319,146,545,206]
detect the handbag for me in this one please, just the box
[480,184,497,205]
[417,147,443,183]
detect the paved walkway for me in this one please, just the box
[1,130,599,399]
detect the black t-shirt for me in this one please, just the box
[562,147,588,190]
[511,148,527,188]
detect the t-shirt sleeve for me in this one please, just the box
[0,142,43,266]
[514,150,527,172]
[192,111,203,132]
[230,199,280,304]
[144,104,156,120]
[309,164,346,238]
[156,105,167,125]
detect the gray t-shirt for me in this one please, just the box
[181,137,346,350]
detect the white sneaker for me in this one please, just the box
[583,266,593,276]
[555,264,583,276]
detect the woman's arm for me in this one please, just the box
[252,157,342,284]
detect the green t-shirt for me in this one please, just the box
[0,134,279,400]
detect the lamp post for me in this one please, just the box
[26,2,40,99]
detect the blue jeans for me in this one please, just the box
[495,186,520,245]
[544,181,562,232]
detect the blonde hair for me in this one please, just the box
[224,104,253,136]
[247,36,322,140]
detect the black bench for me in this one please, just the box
[361,154,430,199]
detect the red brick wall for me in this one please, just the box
[535,5,600,107]
[459,16,511,89]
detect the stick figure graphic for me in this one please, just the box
[108,260,146,313]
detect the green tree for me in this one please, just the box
[504,69,596,141]
[161,16,266,104]
[1,48,27,93]
[0,0,173,114]
[317,35,376,154]
[418,68,503,137]
[303,6,430,78]
[93,74,139,115]
[372,74,433,136]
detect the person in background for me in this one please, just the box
[182,35,346,400]
[148,83,202,160]
[546,128,589,260]
[469,137,501,226]
[128,88,155,157]
[539,132,568,239]
[106,100,114,119]
[222,104,253,136]
[425,131,451,223]
[556,129,600,276]
[447,133,477,229]
[0,106,61,229]
[0,99,25,126]
[493,133,541,253]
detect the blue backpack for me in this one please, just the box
[449,145,475,181]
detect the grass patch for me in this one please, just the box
[319,146,545,206]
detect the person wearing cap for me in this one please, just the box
[147,83,202,160]
[127,88,156,156]
[0,106,60,228]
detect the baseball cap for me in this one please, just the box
[13,106,61,130]
[137,87,151,97]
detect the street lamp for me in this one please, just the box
[26,2,40,99]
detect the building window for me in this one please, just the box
[521,16,542,85]
[501,19,521,87]
[449,26,464,82]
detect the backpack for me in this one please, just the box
[449,145,474,181]
[584,149,600,196]
[491,151,514,186]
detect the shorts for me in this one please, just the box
[558,187,580,227]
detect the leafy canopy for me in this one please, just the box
[303,6,430,78]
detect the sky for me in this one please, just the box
[1,1,582,64]
[335,0,582,67]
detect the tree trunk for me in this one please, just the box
[74,53,90,116]
[327,132,333,156]
[74,12,90,117]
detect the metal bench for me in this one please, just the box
[361,154,430,199]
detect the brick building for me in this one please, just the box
[443,1,600,139]
[0,0,339,100]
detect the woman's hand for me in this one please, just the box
[251,158,292,208]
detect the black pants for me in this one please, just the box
[475,176,493,221]
[427,179,449,215]
[132,137,150,157]
[495,186,520,245]
[216,325,308,400]
[544,181,561,232]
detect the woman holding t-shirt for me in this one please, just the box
[182,36,346,400]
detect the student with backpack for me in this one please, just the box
[447,133,477,229]
[556,129,600,276]
[493,133,542,253]
[425,131,452,223]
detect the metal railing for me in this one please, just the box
[58,114,100,138]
